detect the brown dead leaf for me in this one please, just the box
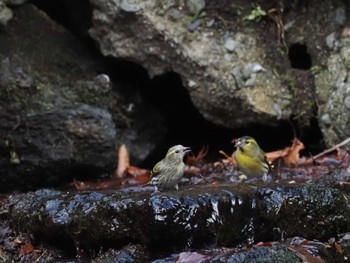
[334,242,343,254]
[266,149,290,163]
[284,138,305,165]
[20,242,34,254]
[115,144,130,178]
[185,165,201,174]
[254,241,273,247]
[266,138,305,165]
[219,150,235,164]
[186,146,209,165]
[125,166,151,185]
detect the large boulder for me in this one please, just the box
[88,0,293,128]
[88,0,350,146]
[0,4,165,192]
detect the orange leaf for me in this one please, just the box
[20,242,34,254]
[266,149,290,163]
[255,241,273,247]
[115,144,130,178]
[266,138,305,165]
[125,166,151,185]
[186,146,209,165]
[220,150,235,164]
[334,242,343,254]
[284,138,305,165]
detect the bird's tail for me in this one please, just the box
[142,182,151,188]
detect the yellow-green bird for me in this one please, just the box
[148,145,191,192]
[233,136,271,181]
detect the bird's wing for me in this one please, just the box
[151,161,163,178]
[264,155,272,172]
[257,149,272,172]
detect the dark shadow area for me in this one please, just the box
[35,234,76,259]
[288,43,312,70]
[139,72,296,167]
[295,117,325,156]
[30,0,92,38]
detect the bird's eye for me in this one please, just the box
[175,150,179,153]
[245,141,250,145]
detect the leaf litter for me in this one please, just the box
[71,137,350,191]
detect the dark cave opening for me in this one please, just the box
[140,72,297,165]
[288,43,312,70]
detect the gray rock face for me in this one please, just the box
[88,0,293,128]
[88,0,350,146]
[315,38,350,150]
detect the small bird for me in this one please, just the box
[233,136,271,181]
[147,145,191,192]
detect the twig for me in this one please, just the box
[34,250,47,263]
[198,173,211,183]
[313,137,350,160]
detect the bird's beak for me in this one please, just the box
[183,147,191,154]
[233,139,241,148]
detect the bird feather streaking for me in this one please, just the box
[145,145,191,192]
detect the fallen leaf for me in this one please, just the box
[115,144,130,178]
[219,150,235,164]
[185,165,201,174]
[254,241,273,247]
[124,166,151,185]
[266,138,305,165]
[334,242,343,254]
[284,138,305,165]
[186,146,209,165]
[20,242,34,254]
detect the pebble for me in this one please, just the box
[344,96,350,109]
[321,113,331,125]
[224,38,236,52]
[326,32,336,49]
[187,19,201,32]
[120,0,141,12]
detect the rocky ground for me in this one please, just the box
[0,0,350,262]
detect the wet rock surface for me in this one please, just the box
[1,183,349,261]
[155,246,303,263]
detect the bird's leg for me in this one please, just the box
[153,186,160,193]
